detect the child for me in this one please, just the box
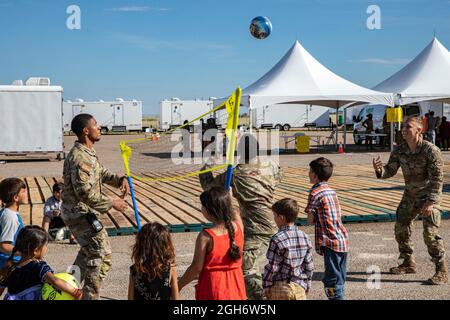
[178,186,246,300]
[263,198,314,300]
[305,157,349,300]
[0,178,27,269]
[41,182,76,244]
[0,225,83,300]
[128,222,179,300]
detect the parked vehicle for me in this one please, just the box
[353,102,444,144]
[63,99,142,133]
[0,78,64,160]
[251,104,330,131]
[160,98,218,130]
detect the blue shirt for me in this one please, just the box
[0,260,53,294]
[0,208,25,269]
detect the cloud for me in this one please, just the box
[107,6,169,12]
[111,33,236,62]
[357,58,412,65]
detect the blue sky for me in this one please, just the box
[0,0,449,115]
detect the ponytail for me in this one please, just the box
[200,186,241,260]
[223,213,241,261]
[0,248,19,282]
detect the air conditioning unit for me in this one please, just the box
[25,77,50,86]
[11,80,24,86]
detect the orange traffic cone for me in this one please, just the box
[338,142,344,154]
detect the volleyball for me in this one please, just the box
[42,273,81,300]
[249,16,272,39]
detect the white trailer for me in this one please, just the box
[159,98,216,130]
[0,79,64,160]
[251,104,330,131]
[63,99,142,133]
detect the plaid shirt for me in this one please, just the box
[305,182,349,255]
[263,225,314,291]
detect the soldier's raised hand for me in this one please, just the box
[372,155,383,174]
[112,198,128,212]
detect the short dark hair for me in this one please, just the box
[272,198,299,223]
[309,157,334,181]
[71,113,93,136]
[0,178,27,205]
[52,182,64,193]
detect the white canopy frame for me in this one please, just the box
[215,40,394,149]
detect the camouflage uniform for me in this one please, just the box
[62,142,124,300]
[200,161,283,300]
[376,138,445,266]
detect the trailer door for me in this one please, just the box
[113,104,124,125]
[171,103,182,125]
[72,104,85,117]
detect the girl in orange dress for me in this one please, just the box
[178,186,246,300]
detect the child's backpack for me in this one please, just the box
[4,284,42,300]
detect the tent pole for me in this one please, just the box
[336,104,339,150]
[390,114,394,152]
[343,107,347,148]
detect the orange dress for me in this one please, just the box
[195,223,246,300]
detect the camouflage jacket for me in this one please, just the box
[62,142,124,221]
[376,138,443,207]
[199,160,283,236]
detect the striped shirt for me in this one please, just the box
[305,182,349,255]
[263,225,314,291]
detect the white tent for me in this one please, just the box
[215,40,394,147]
[374,37,450,105]
[240,41,394,110]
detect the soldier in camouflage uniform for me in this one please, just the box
[62,114,129,299]
[199,133,283,299]
[373,116,447,285]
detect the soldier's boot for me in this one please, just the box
[426,261,448,285]
[389,257,417,275]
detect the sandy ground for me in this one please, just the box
[40,220,450,300]
[1,133,449,300]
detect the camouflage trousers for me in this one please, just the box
[242,233,272,300]
[395,198,446,264]
[65,216,112,300]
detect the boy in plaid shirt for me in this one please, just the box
[263,198,314,300]
[305,157,349,300]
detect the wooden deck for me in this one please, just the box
[4,165,450,236]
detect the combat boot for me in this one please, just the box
[426,260,448,285]
[389,257,417,274]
